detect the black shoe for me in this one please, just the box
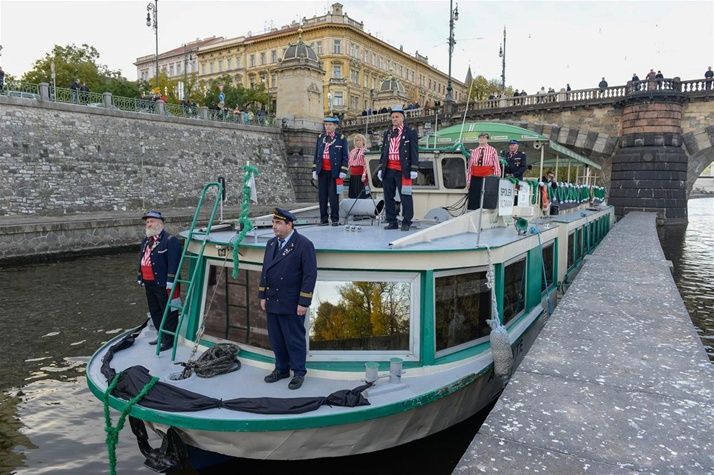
[400,224,411,231]
[384,223,398,230]
[159,341,173,352]
[319,221,329,226]
[331,221,339,226]
[148,339,158,346]
[288,375,304,390]
[264,369,291,383]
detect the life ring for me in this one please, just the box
[540,183,550,210]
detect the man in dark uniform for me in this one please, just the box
[504,139,527,180]
[259,208,317,390]
[312,117,349,226]
[377,105,419,231]
[136,210,181,352]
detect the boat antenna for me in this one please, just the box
[458,69,477,143]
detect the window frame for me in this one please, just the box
[433,266,493,358]
[540,240,556,293]
[307,269,421,361]
[502,253,528,327]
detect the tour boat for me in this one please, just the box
[86,123,612,471]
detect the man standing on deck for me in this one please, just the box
[259,208,317,390]
[466,132,501,210]
[136,210,181,352]
[312,117,349,226]
[377,105,419,231]
[504,140,527,180]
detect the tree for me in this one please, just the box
[467,74,514,101]
[22,43,139,98]
[199,75,270,111]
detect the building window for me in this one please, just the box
[169,64,174,76]
[332,63,342,79]
[249,76,256,88]
[350,95,359,110]
[271,50,277,63]
[209,62,214,74]
[250,54,255,67]
[434,268,492,354]
[218,60,223,72]
[271,74,276,86]
[316,41,323,55]
[201,63,205,75]
[503,256,527,325]
[260,52,266,65]
[176,63,182,75]
[350,69,359,85]
[333,92,344,106]
[235,55,241,68]
[364,74,369,88]
[227,58,232,70]
[333,39,341,54]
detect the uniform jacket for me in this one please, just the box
[378,125,419,178]
[505,151,527,179]
[136,229,181,287]
[258,231,317,315]
[313,133,349,178]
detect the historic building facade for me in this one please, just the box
[135,3,466,117]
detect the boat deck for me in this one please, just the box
[185,206,608,253]
[87,325,487,427]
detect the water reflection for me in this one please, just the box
[659,197,714,361]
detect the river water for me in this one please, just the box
[1,198,712,474]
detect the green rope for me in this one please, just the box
[231,163,259,279]
[103,372,160,475]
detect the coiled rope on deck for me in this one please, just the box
[103,371,159,475]
[175,343,241,379]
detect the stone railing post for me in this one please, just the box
[39,82,50,102]
[102,92,113,108]
[156,99,165,115]
[199,106,209,120]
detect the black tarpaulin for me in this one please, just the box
[99,322,370,415]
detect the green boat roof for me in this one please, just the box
[419,121,601,170]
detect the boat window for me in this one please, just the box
[567,232,574,269]
[503,256,526,325]
[413,160,437,187]
[434,269,491,354]
[367,158,382,189]
[201,264,271,350]
[441,156,467,189]
[541,242,555,292]
[309,272,418,354]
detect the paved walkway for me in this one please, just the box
[456,212,714,474]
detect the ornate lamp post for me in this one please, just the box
[498,27,506,91]
[444,0,458,104]
[181,44,194,100]
[146,0,159,89]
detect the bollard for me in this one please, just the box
[364,362,378,383]
[389,357,402,383]
[199,106,209,120]
[39,82,50,102]
[156,99,165,115]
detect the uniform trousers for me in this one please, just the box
[144,281,178,344]
[318,171,339,223]
[383,169,413,226]
[267,312,307,376]
[467,176,485,210]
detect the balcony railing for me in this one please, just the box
[0,80,277,128]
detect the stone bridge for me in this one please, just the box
[341,78,714,197]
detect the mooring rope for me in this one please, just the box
[175,343,241,379]
[103,371,159,475]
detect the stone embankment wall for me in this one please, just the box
[0,96,293,216]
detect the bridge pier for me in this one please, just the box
[600,87,688,225]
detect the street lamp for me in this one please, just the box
[444,0,458,104]
[146,0,159,89]
[181,44,194,100]
[498,27,506,91]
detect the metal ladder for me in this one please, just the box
[156,181,223,360]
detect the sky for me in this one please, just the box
[1,0,712,94]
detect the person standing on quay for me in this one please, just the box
[377,106,418,231]
[136,210,181,352]
[466,132,501,210]
[347,133,368,198]
[312,116,348,226]
[705,66,713,90]
[259,208,317,391]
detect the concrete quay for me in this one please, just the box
[456,212,714,474]
[0,203,307,264]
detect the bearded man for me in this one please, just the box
[136,210,181,352]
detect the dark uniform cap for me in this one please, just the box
[273,207,296,223]
[323,116,340,124]
[509,139,519,144]
[142,210,165,221]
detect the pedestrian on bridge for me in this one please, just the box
[631,73,640,92]
[0,66,5,92]
[706,66,713,90]
[598,77,608,96]
[646,69,657,90]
